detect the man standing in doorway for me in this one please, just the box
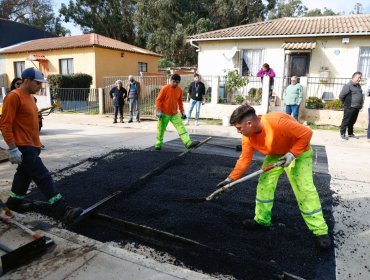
[155,74,199,150]
[185,74,206,126]
[283,76,303,121]
[339,72,364,140]
[126,75,141,123]
[0,68,82,223]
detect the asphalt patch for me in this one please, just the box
[28,136,335,280]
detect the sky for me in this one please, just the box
[52,0,370,36]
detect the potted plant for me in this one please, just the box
[305,97,324,109]
[224,69,248,104]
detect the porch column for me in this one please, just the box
[98,88,104,114]
[211,76,219,105]
[261,76,270,113]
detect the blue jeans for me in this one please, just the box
[128,98,140,121]
[286,105,300,121]
[187,98,202,120]
[11,146,59,200]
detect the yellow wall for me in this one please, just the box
[3,47,159,88]
[94,47,159,87]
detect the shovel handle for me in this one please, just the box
[0,216,41,239]
[206,160,285,201]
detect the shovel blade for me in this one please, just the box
[1,236,48,274]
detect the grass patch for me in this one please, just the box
[200,118,223,125]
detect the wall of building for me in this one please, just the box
[197,35,370,78]
[94,47,160,88]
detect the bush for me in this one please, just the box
[246,88,262,104]
[235,95,245,104]
[324,99,343,110]
[305,97,324,109]
[48,73,93,101]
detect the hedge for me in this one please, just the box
[48,74,93,101]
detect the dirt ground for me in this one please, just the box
[27,136,335,280]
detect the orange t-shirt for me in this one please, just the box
[156,84,184,115]
[229,112,312,180]
[0,89,41,148]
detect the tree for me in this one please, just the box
[59,0,137,43]
[351,3,363,14]
[0,0,70,36]
[305,7,338,17]
[268,0,307,19]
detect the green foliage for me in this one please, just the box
[158,57,176,69]
[268,0,307,19]
[235,95,245,104]
[0,0,70,36]
[47,74,93,89]
[324,99,343,110]
[246,88,262,104]
[305,7,338,17]
[305,97,324,109]
[224,69,248,91]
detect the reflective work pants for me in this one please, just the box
[155,113,192,149]
[254,147,328,236]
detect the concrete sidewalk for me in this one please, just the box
[1,113,369,279]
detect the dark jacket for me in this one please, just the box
[188,81,206,101]
[109,87,127,106]
[339,81,364,109]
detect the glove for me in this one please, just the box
[8,147,23,164]
[156,109,162,119]
[216,177,232,189]
[279,152,295,167]
[181,111,187,120]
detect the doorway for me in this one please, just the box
[288,53,310,78]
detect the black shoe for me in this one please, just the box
[52,198,83,222]
[187,141,200,149]
[63,207,83,224]
[155,146,161,150]
[315,234,331,250]
[137,120,141,123]
[5,197,33,213]
[340,134,348,141]
[348,134,359,139]
[128,119,133,123]
[120,119,124,123]
[242,219,270,230]
[113,120,117,124]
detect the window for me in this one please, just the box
[241,49,263,76]
[358,48,370,78]
[138,62,148,75]
[14,61,25,78]
[59,58,74,75]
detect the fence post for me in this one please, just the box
[211,76,219,105]
[261,76,270,113]
[98,88,104,114]
[1,87,6,100]
[45,87,52,106]
[299,76,308,101]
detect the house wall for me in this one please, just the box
[94,47,159,87]
[197,36,370,78]
[2,47,160,88]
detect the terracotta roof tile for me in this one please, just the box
[188,14,370,41]
[0,33,161,56]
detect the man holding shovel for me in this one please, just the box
[217,104,330,249]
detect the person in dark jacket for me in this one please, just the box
[339,72,364,140]
[185,74,206,126]
[110,80,127,123]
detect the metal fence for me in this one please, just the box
[306,77,350,100]
[51,88,99,113]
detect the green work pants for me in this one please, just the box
[254,147,328,236]
[155,113,192,149]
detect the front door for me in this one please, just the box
[289,54,310,77]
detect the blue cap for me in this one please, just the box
[21,67,48,83]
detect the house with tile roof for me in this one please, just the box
[188,14,370,80]
[0,33,162,88]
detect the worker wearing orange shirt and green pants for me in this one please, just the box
[217,104,331,249]
[155,74,199,150]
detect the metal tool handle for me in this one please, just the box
[206,160,285,201]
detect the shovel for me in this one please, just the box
[173,160,285,202]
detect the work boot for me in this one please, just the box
[119,117,124,123]
[348,134,359,139]
[155,146,162,151]
[242,219,270,230]
[52,198,83,224]
[340,134,348,141]
[5,197,33,213]
[113,118,117,124]
[186,141,200,149]
[315,234,331,250]
[128,119,133,123]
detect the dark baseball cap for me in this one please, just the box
[21,67,48,83]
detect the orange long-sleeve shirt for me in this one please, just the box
[229,112,312,180]
[0,89,41,148]
[156,84,184,115]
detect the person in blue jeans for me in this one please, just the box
[126,75,141,123]
[185,74,206,126]
[284,76,303,121]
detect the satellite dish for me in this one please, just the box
[223,46,238,61]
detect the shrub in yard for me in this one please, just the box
[48,73,93,100]
[305,97,324,109]
[235,95,245,104]
[324,99,343,110]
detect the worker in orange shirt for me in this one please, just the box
[0,67,82,224]
[155,74,199,150]
[217,104,330,249]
